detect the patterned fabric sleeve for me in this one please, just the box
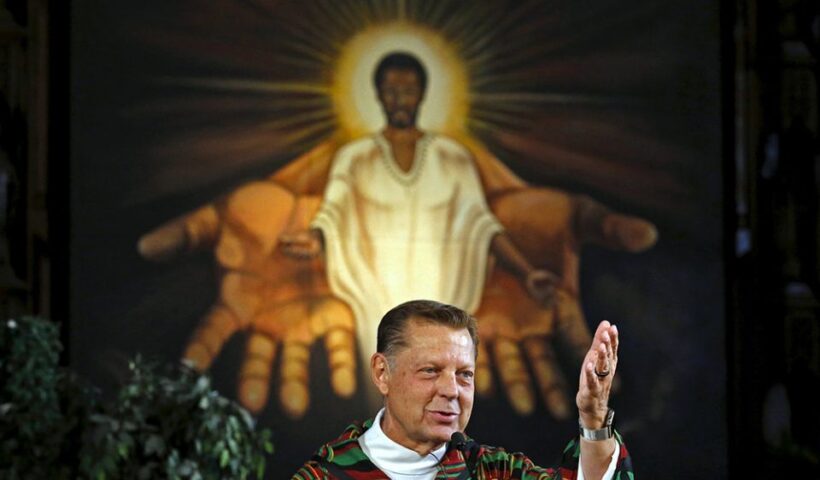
[473,431,634,480]
[557,431,634,480]
[292,461,329,480]
[472,446,560,480]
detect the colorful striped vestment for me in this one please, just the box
[292,418,634,479]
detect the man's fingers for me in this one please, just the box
[523,337,570,419]
[594,322,618,374]
[183,304,241,371]
[238,332,277,414]
[583,360,602,395]
[494,338,535,415]
[280,339,311,418]
[596,342,610,374]
[602,330,614,362]
[475,341,494,395]
[611,324,619,360]
[593,320,612,342]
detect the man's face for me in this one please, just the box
[373,319,475,454]
[377,68,424,129]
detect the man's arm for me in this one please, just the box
[292,462,328,480]
[576,321,620,480]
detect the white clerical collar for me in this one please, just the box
[359,408,448,480]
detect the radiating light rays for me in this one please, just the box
[153,0,599,144]
[161,77,331,96]
[483,129,688,209]
[472,92,610,106]
[257,109,337,133]
[135,0,695,216]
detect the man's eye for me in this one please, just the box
[459,371,475,379]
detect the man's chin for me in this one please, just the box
[426,425,459,445]
[388,114,414,128]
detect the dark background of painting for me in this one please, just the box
[69,1,724,477]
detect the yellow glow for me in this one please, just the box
[332,21,469,139]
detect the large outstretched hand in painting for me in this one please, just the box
[138,136,657,420]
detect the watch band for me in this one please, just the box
[579,408,614,441]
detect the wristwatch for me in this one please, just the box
[579,408,614,441]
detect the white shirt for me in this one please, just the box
[359,408,447,480]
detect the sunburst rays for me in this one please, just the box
[133,0,701,216]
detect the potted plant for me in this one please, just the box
[0,316,273,479]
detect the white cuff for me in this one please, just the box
[576,442,618,480]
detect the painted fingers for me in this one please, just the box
[238,298,356,418]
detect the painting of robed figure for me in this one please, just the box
[137,50,657,421]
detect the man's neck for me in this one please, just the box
[381,127,425,173]
[382,126,423,143]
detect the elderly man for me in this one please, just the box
[293,300,632,479]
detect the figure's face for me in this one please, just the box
[377,68,424,129]
[372,319,475,454]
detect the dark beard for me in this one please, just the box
[387,110,416,128]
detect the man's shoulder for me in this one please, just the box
[336,136,378,157]
[293,420,374,479]
[312,419,372,460]
[426,133,471,158]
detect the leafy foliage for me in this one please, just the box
[0,317,66,479]
[81,357,273,480]
[0,317,273,480]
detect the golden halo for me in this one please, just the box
[332,21,469,138]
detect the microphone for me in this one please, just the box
[450,431,469,451]
[449,431,478,479]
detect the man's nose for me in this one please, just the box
[397,92,415,106]
[436,372,459,398]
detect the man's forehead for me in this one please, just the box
[400,318,475,352]
[380,68,421,84]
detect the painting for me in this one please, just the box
[70,1,725,477]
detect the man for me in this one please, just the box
[281,52,556,380]
[293,299,632,479]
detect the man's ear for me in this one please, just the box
[371,353,390,396]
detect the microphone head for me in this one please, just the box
[450,431,467,450]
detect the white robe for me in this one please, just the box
[311,132,503,371]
